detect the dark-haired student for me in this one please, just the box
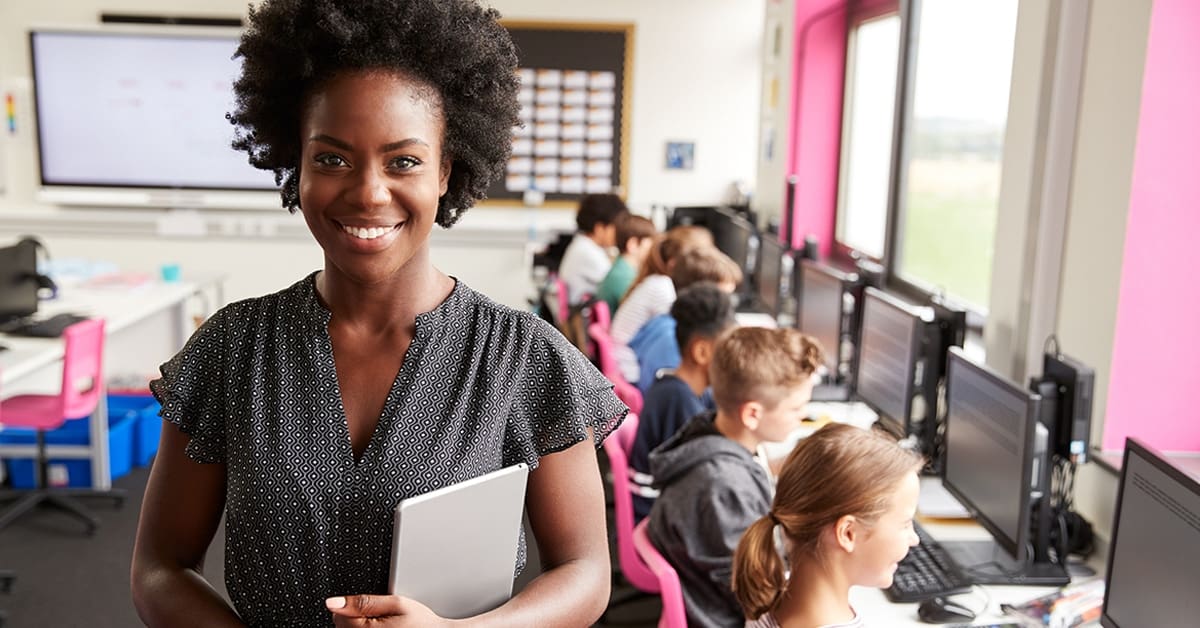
[628,282,736,522]
[595,213,658,313]
[558,193,628,305]
[130,1,625,626]
[647,327,823,628]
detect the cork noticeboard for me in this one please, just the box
[489,21,633,206]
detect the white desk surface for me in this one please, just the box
[0,278,212,388]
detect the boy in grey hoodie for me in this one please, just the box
[647,326,824,628]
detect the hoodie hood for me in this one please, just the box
[649,411,762,488]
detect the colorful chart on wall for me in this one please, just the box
[490,22,633,206]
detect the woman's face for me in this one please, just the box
[298,69,449,285]
[847,470,921,588]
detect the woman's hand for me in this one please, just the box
[326,595,454,627]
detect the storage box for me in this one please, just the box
[0,402,138,488]
[108,393,162,467]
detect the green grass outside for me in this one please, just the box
[898,158,1000,309]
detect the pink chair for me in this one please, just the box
[588,322,644,415]
[634,518,688,628]
[591,299,612,332]
[0,318,124,534]
[552,274,571,329]
[602,413,659,595]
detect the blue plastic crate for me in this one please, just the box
[108,393,162,467]
[1,406,137,488]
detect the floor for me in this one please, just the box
[0,459,661,627]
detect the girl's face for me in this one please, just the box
[298,69,450,286]
[847,470,921,588]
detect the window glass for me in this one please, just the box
[895,0,1019,310]
[835,14,901,260]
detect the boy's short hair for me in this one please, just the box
[669,246,744,290]
[576,193,629,233]
[616,214,658,251]
[671,281,737,353]
[710,327,824,414]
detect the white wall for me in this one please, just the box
[0,0,765,304]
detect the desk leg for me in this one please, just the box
[89,388,111,490]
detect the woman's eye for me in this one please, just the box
[389,156,421,170]
[314,153,347,167]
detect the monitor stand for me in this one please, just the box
[940,538,1070,586]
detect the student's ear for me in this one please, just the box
[739,400,764,430]
[835,514,858,552]
[691,337,715,367]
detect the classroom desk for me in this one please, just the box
[0,276,225,489]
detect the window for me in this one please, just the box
[835,13,901,261]
[893,0,1019,311]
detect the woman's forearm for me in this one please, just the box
[132,565,245,628]
[461,557,609,628]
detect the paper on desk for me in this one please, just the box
[918,476,971,519]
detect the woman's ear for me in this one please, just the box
[439,156,452,197]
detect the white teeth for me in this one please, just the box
[341,225,394,240]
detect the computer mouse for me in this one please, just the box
[917,596,977,624]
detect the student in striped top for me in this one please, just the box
[733,423,924,628]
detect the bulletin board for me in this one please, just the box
[489,21,633,206]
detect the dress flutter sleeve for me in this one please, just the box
[149,308,229,464]
[506,317,628,465]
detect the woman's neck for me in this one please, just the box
[771,554,855,628]
[673,361,708,397]
[316,255,452,334]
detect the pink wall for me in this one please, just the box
[786,1,848,257]
[1103,0,1200,451]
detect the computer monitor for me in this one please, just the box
[667,205,715,230]
[797,261,851,380]
[755,236,788,318]
[941,347,1068,585]
[854,287,924,433]
[1101,438,1200,627]
[1038,350,1095,464]
[0,240,40,325]
[710,206,758,298]
[29,26,279,210]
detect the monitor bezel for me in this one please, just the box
[1100,437,1200,628]
[755,235,788,318]
[27,25,282,210]
[711,206,757,294]
[941,346,1039,562]
[853,286,923,432]
[797,260,851,376]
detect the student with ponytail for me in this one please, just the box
[733,423,925,628]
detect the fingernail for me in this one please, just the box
[325,596,346,609]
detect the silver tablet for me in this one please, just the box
[388,463,530,619]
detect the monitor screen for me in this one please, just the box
[756,236,787,317]
[29,27,278,206]
[797,261,844,376]
[0,240,39,324]
[942,347,1038,561]
[855,287,922,428]
[1101,438,1200,627]
[710,207,756,295]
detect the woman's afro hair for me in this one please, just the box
[229,0,521,227]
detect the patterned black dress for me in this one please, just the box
[151,273,627,627]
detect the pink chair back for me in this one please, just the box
[633,518,689,628]
[588,322,643,415]
[603,413,659,594]
[553,274,570,326]
[61,318,106,419]
[591,299,612,332]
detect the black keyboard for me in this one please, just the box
[885,521,973,602]
[0,313,89,338]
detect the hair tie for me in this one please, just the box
[768,511,781,525]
